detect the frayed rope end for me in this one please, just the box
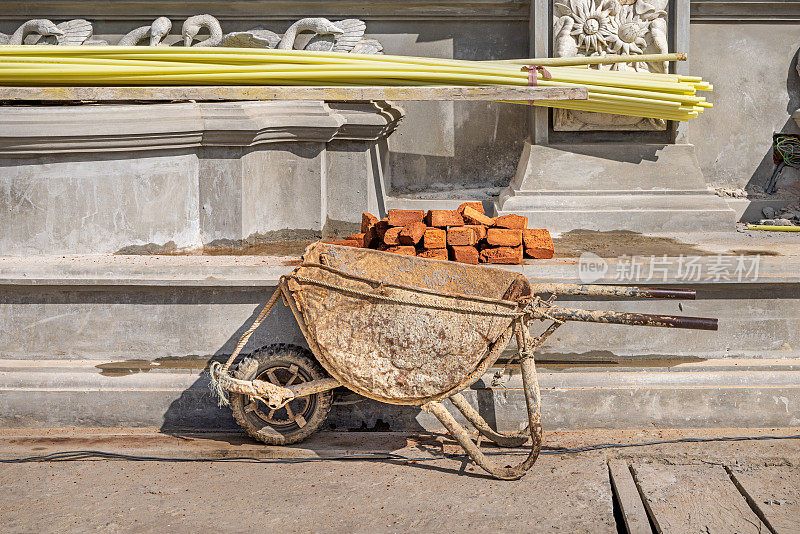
[208,361,231,407]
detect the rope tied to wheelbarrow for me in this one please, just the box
[209,284,287,407]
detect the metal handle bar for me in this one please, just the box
[530,283,696,300]
[540,306,718,331]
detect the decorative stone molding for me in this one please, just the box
[2,2,793,27]
[329,101,405,141]
[1,15,384,51]
[198,101,345,146]
[552,0,669,131]
[0,103,204,155]
[0,101,404,156]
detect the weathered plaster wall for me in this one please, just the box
[373,22,529,193]
[0,152,202,255]
[0,101,402,254]
[2,272,799,431]
[686,23,800,192]
[2,2,800,199]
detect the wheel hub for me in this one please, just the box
[244,363,315,428]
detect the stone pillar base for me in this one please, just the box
[495,142,737,233]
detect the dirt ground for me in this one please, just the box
[0,454,616,533]
[1,428,798,533]
[113,228,799,260]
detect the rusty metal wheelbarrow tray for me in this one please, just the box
[212,242,717,480]
[286,242,527,405]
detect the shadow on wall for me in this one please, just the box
[741,47,800,210]
[159,289,508,439]
[375,20,530,194]
[156,293,427,437]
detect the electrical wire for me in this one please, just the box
[2,434,798,464]
[767,135,800,194]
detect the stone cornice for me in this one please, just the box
[0,100,405,156]
[690,1,800,23]
[0,103,205,155]
[0,1,529,22]
[199,101,344,147]
[329,101,405,141]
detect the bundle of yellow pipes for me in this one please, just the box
[0,46,711,121]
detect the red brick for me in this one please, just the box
[457,202,484,216]
[423,227,447,249]
[449,245,479,265]
[480,246,523,265]
[383,226,403,246]
[363,226,378,248]
[464,224,487,241]
[323,239,361,248]
[399,222,427,245]
[462,206,494,226]
[447,226,477,246]
[493,214,528,229]
[425,209,464,227]
[417,248,448,260]
[523,229,554,259]
[386,245,416,256]
[375,219,390,239]
[486,228,522,247]
[361,212,378,234]
[346,233,365,243]
[387,209,424,227]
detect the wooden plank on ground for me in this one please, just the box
[608,460,652,534]
[631,463,765,534]
[728,466,800,534]
[0,85,588,103]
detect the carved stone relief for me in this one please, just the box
[0,15,383,53]
[552,0,669,131]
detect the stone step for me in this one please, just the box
[2,359,798,431]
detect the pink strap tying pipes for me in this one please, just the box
[524,65,552,105]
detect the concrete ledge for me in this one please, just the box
[2,359,798,431]
[2,246,799,430]
[1,247,799,286]
[0,255,292,287]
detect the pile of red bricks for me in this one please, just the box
[325,203,554,265]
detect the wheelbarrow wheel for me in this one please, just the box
[230,344,333,445]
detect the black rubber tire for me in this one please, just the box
[230,344,332,445]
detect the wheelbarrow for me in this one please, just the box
[210,242,717,480]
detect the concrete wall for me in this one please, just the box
[686,23,800,193]
[2,259,799,431]
[0,101,402,254]
[2,2,800,431]
[2,2,799,203]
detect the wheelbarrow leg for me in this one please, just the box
[423,321,543,480]
[424,354,541,480]
[448,393,529,448]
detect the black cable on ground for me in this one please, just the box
[1,434,798,465]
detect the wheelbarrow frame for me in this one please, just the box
[211,244,717,480]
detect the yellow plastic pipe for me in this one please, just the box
[746,224,800,232]
[0,46,712,121]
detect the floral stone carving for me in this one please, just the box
[552,0,669,131]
